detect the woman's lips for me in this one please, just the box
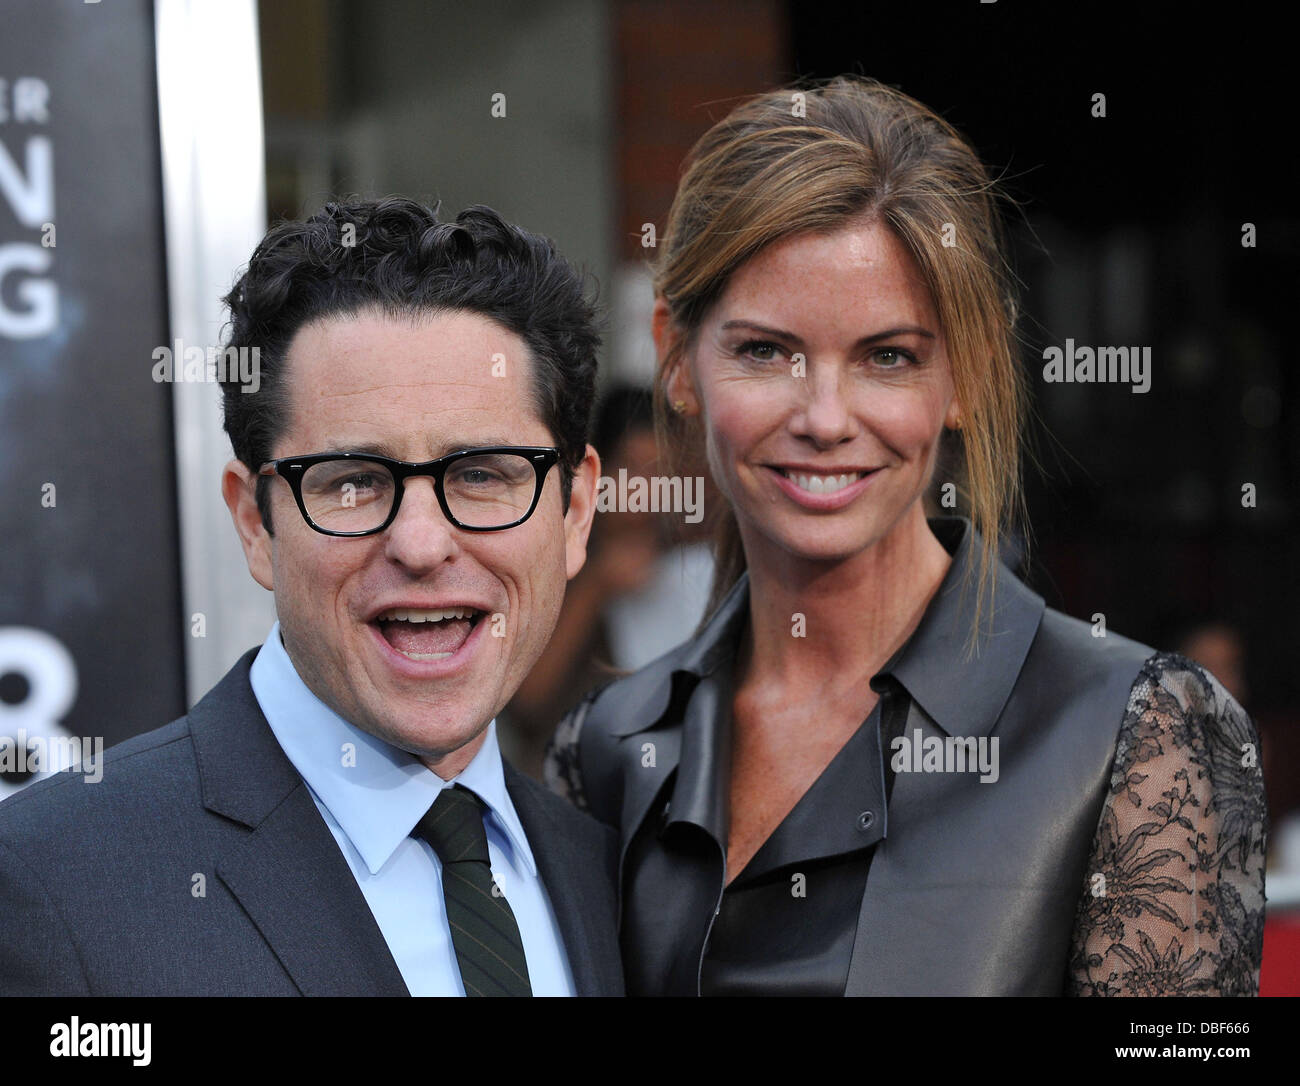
[763,464,881,510]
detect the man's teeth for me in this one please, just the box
[377,607,479,660]
[377,607,477,623]
[780,470,864,494]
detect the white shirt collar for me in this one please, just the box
[249,622,537,878]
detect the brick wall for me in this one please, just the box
[613,0,789,263]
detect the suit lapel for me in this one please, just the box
[191,651,409,996]
[504,765,616,996]
[216,783,411,995]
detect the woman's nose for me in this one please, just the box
[793,366,858,446]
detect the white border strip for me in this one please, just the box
[155,0,274,704]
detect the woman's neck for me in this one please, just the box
[737,506,953,696]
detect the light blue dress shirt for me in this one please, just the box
[249,622,576,996]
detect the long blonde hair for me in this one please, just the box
[651,75,1027,647]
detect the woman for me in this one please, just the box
[544,76,1266,995]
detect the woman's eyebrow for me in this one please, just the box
[719,319,935,348]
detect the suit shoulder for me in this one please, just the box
[0,715,197,844]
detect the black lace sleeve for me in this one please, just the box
[541,688,600,814]
[1068,652,1268,995]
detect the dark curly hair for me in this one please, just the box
[220,196,601,531]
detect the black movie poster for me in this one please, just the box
[0,0,183,798]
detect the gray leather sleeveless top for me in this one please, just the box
[566,517,1168,995]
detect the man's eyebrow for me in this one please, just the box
[457,436,521,450]
[332,441,402,458]
[330,436,525,459]
[719,319,936,349]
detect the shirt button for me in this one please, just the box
[857,810,875,831]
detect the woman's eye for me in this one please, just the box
[872,348,913,368]
[737,339,782,362]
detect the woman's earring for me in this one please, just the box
[673,400,687,414]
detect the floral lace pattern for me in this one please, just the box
[1068,652,1267,996]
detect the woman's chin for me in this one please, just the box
[750,525,884,568]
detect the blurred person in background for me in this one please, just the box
[544,75,1267,996]
[502,383,713,777]
[1176,621,1248,706]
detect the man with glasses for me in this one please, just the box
[0,198,622,997]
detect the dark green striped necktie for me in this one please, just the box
[414,784,533,997]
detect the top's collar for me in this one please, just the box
[604,572,748,738]
[605,516,1044,740]
[877,516,1044,737]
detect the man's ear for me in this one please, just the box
[652,297,699,416]
[563,444,601,580]
[222,459,274,591]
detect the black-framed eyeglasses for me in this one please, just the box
[258,446,561,536]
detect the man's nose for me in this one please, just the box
[382,477,461,570]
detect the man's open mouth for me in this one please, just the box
[373,607,485,660]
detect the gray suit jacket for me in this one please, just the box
[0,650,624,996]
